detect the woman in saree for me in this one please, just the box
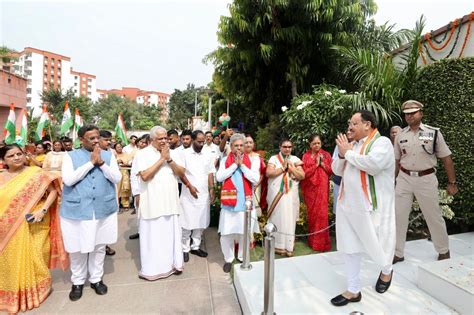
[0,144,69,313]
[114,142,132,209]
[42,140,66,176]
[266,139,305,257]
[301,134,332,252]
[27,142,47,168]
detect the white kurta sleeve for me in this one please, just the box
[61,153,95,186]
[171,149,184,168]
[100,154,122,184]
[130,155,141,196]
[344,137,394,176]
[331,156,346,177]
[240,159,260,185]
[216,157,238,182]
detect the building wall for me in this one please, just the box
[0,70,27,142]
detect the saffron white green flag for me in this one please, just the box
[35,105,50,141]
[19,109,28,147]
[72,108,83,148]
[60,101,74,136]
[3,103,16,144]
[114,112,129,145]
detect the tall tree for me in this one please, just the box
[206,0,377,128]
[167,84,206,130]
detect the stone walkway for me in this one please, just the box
[31,211,242,314]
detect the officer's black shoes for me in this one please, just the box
[223,262,232,273]
[438,250,450,261]
[69,284,84,301]
[90,281,108,295]
[375,270,393,293]
[330,292,362,306]
[392,255,404,264]
[183,252,190,262]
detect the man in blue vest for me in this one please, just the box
[60,125,122,301]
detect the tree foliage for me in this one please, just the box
[167,84,207,130]
[206,0,377,130]
[409,57,474,229]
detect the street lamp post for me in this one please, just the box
[205,89,214,131]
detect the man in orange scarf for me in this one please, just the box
[330,110,396,306]
[216,133,259,273]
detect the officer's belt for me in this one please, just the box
[400,166,435,177]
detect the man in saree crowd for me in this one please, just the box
[330,110,395,306]
[180,130,215,262]
[60,125,122,301]
[134,126,185,280]
[266,139,305,257]
[0,144,69,313]
[98,129,118,256]
[216,133,260,273]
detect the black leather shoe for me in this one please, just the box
[90,281,108,295]
[223,262,232,273]
[190,249,208,258]
[174,270,183,275]
[183,252,190,262]
[69,284,84,301]
[105,246,115,256]
[330,292,362,306]
[438,251,450,261]
[392,255,404,264]
[375,271,393,294]
[129,233,140,240]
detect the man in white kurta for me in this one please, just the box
[180,131,216,261]
[134,126,185,280]
[216,133,260,273]
[330,111,396,306]
[61,126,122,301]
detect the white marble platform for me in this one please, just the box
[234,232,473,314]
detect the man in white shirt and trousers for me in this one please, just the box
[216,133,260,273]
[135,126,185,280]
[180,130,216,262]
[61,125,122,301]
[330,110,396,306]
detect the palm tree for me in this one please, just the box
[334,16,425,127]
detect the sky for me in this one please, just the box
[0,0,471,94]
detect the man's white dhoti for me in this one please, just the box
[139,215,183,280]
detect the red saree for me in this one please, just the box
[301,149,332,251]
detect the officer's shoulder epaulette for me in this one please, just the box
[424,125,440,131]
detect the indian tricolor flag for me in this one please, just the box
[114,112,129,145]
[35,105,50,141]
[72,108,83,148]
[60,101,73,136]
[19,109,28,147]
[3,103,16,144]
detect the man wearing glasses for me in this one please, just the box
[393,100,458,264]
[179,130,216,262]
[134,126,186,280]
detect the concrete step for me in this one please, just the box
[418,255,474,315]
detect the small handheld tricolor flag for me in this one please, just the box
[35,105,50,141]
[114,112,129,145]
[72,108,83,148]
[3,103,16,144]
[19,109,28,147]
[60,101,74,136]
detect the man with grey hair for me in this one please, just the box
[216,133,260,273]
[134,126,186,280]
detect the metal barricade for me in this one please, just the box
[262,223,277,315]
[240,199,253,270]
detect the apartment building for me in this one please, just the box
[13,47,73,116]
[71,69,98,102]
[0,70,27,142]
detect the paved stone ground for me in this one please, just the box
[30,210,242,314]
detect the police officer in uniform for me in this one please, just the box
[393,100,458,263]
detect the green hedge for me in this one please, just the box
[409,57,474,229]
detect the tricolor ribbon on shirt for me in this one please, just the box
[359,128,380,210]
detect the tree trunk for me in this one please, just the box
[291,78,297,98]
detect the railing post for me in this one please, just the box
[262,223,277,315]
[241,199,253,270]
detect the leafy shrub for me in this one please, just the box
[409,57,474,229]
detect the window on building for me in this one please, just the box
[26,88,32,94]
[88,91,91,95]
[26,97,31,103]
[88,85,91,89]
[75,76,78,80]
[74,82,77,86]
